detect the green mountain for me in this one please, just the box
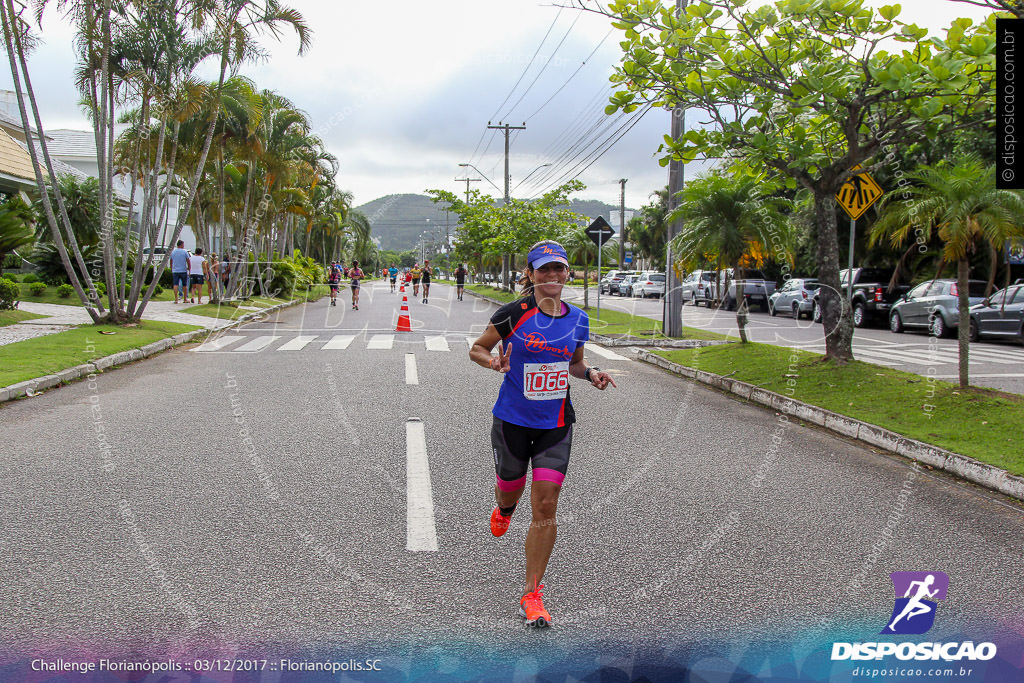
[356,194,635,251]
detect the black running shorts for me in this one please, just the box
[491,416,572,491]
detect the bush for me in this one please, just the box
[153,284,163,295]
[2,273,18,282]
[28,282,46,296]
[21,272,39,283]
[159,268,172,287]
[0,277,18,309]
[95,282,106,297]
[57,283,74,298]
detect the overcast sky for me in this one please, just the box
[0,0,996,209]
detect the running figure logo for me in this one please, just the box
[881,571,949,635]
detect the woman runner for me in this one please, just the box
[468,240,616,628]
[348,259,365,309]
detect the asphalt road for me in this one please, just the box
[572,286,1024,394]
[1,280,1022,680]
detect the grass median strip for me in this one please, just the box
[653,342,1024,477]
[468,286,729,341]
[182,286,328,319]
[0,320,201,387]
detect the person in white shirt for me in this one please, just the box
[188,248,210,304]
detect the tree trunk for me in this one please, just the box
[957,257,970,389]
[814,191,853,362]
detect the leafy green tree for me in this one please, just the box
[870,155,1024,388]
[671,171,792,342]
[600,0,995,361]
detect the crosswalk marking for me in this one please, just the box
[277,335,318,351]
[588,344,629,361]
[367,334,394,350]
[465,336,475,348]
[425,336,449,352]
[322,334,356,350]
[195,335,245,352]
[233,335,280,352]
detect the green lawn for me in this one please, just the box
[654,342,1024,476]
[0,320,201,387]
[0,309,48,327]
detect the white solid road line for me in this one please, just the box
[425,335,449,352]
[322,334,356,350]
[367,334,394,350]
[405,418,438,552]
[233,335,280,352]
[277,335,318,351]
[194,335,245,352]
[405,353,419,385]
[588,344,629,361]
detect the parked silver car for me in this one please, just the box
[969,284,1024,343]
[680,269,718,305]
[615,274,639,296]
[889,279,989,338]
[768,278,820,319]
[633,271,666,298]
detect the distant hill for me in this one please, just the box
[356,194,636,251]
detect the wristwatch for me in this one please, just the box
[585,366,600,382]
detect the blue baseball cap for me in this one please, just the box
[528,242,569,269]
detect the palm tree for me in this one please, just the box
[870,154,1024,389]
[670,171,792,342]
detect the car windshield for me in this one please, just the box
[736,270,766,279]
[650,274,665,282]
[803,282,821,290]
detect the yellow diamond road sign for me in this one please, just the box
[836,165,884,220]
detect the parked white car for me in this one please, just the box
[632,272,666,298]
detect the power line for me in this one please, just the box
[487,6,563,122]
[527,105,652,198]
[524,29,614,122]
[501,11,583,121]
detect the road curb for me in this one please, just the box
[633,348,1024,504]
[0,298,304,404]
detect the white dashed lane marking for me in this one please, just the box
[405,418,437,552]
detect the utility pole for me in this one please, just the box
[489,121,526,291]
[664,0,688,338]
[619,178,627,268]
[454,176,480,204]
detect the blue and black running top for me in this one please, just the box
[490,295,589,429]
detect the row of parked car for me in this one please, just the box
[606,266,1024,343]
[598,271,667,298]
[679,266,1024,344]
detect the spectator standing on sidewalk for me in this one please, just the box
[208,253,219,301]
[169,240,190,304]
[188,248,210,304]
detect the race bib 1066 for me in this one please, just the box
[523,362,569,400]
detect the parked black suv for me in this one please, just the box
[813,268,910,328]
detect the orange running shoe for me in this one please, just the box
[519,585,551,627]
[490,507,512,537]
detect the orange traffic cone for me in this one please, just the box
[396,292,412,332]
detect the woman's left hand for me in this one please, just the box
[590,371,616,390]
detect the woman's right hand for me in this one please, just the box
[490,342,512,373]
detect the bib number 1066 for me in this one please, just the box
[523,363,569,400]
